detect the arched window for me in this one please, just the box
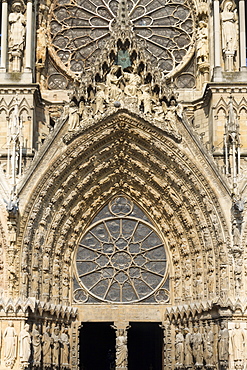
[74,195,169,304]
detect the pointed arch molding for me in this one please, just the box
[18,111,231,305]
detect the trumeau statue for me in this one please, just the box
[8,1,26,72]
[19,324,31,367]
[3,321,17,368]
[116,329,128,367]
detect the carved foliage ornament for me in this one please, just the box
[49,0,195,77]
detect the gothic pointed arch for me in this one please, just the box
[17,110,232,307]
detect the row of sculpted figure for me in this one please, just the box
[2,321,70,369]
[66,64,183,135]
[175,322,247,369]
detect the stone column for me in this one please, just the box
[113,324,129,370]
[213,0,221,79]
[0,0,8,71]
[25,0,33,71]
[239,0,246,70]
[161,321,172,370]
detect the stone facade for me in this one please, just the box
[0,0,247,369]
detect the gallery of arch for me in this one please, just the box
[2,0,247,368]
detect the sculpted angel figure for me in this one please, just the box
[162,99,183,134]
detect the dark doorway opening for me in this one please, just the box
[79,322,115,370]
[128,322,163,370]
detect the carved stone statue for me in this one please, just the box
[116,329,128,367]
[218,322,229,364]
[94,84,107,114]
[32,324,41,367]
[3,321,17,368]
[68,101,80,131]
[163,99,182,134]
[203,325,214,366]
[106,65,123,101]
[42,326,52,367]
[36,20,47,68]
[19,324,31,366]
[175,329,184,366]
[8,1,26,72]
[197,21,208,64]
[221,1,238,71]
[192,326,203,367]
[221,1,238,54]
[138,84,152,114]
[124,68,141,97]
[60,327,70,366]
[230,323,245,363]
[52,326,61,367]
[184,328,193,367]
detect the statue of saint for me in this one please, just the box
[218,322,229,363]
[230,323,245,362]
[175,329,184,366]
[32,324,42,366]
[203,325,214,366]
[8,1,26,71]
[192,326,203,366]
[221,1,238,54]
[19,324,31,366]
[36,20,47,68]
[106,65,123,101]
[94,84,107,114]
[197,21,208,64]
[68,101,80,131]
[124,66,141,97]
[138,84,152,114]
[61,327,70,366]
[52,327,61,367]
[184,328,193,367]
[42,326,52,367]
[116,329,128,367]
[3,321,17,368]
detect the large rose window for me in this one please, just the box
[75,196,169,303]
[49,0,195,77]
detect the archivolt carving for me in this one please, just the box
[18,112,230,305]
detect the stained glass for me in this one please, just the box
[75,195,168,303]
[49,0,194,76]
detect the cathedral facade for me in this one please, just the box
[0,0,247,369]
